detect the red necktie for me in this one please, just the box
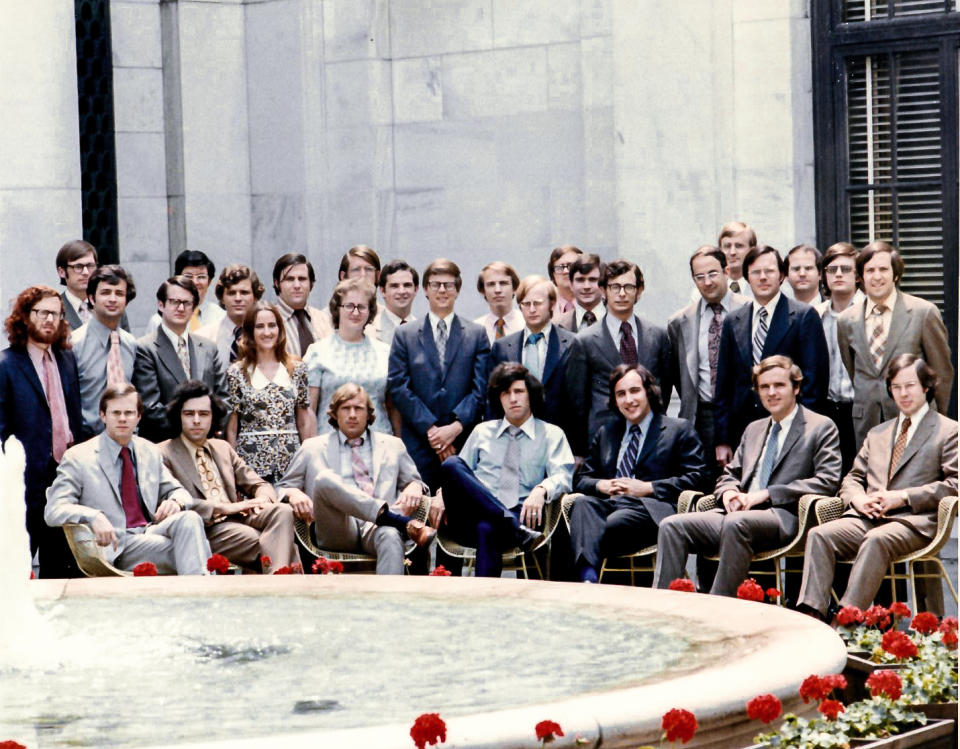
[43,350,72,461]
[120,446,148,528]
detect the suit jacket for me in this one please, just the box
[275,429,424,502]
[555,305,602,334]
[45,433,194,562]
[160,436,266,524]
[574,413,708,525]
[840,408,958,539]
[487,325,581,448]
[133,328,227,442]
[61,291,130,333]
[667,293,749,420]
[714,294,829,448]
[566,314,671,438]
[0,346,84,512]
[716,405,841,535]
[371,311,414,345]
[836,291,954,447]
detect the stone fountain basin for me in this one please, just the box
[26,575,846,748]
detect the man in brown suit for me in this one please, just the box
[798,354,958,617]
[160,379,307,571]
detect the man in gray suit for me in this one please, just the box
[668,246,748,474]
[653,355,841,596]
[837,242,953,448]
[275,382,435,574]
[798,355,958,618]
[133,277,226,442]
[45,383,211,574]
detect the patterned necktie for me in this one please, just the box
[730,280,741,294]
[582,309,597,328]
[707,303,723,395]
[196,446,225,502]
[753,307,768,365]
[616,424,642,478]
[435,318,448,373]
[78,301,91,324]
[293,308,314,356]
[43,350,72,462]
[524,332,544,380]
[497,426,522,509]
[119,446,148,528]
[348,437,375,496]
[177,336,190,376]
[494,318,506,339]
[888,416,912,479]
[620,321,638,366]
[230,326,242,362]
[870,305,887,369]
[757,421,782,489]
[107,330,126,386]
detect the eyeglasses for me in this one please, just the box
[692,270,722,283]
[825,265,855,276]
[67,262,96,273]
[426,281,457,291]
[552,263,572,274]
[347,266,377,278]
[166,299,194,310]
[340,303,369,314]
[607,283,638,295]
[748,268,780,278]
[519,299,548,310]
[31,309,63,321]
[181,273,209,283]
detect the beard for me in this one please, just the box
[28,320,59,345]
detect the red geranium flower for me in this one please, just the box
[312,557,344,574]
[746,694,782,724]
[0,741,28,748]
[836,605,865,627]
[942,630,958,650]
[765,588,781,601]
[410,712,446,749]
[823,674,847,692]
[534,719,564,743]
[881,629,918,660]
[863,604,891,630]
[866,670,903,701]
[430,565,453,577]
[818,699,845,721]
[799,675,825,703]
[132,561,158,577]
[889,601,911,620]
[206,554,230,575]
[668,578,696,592]
[939,616,958,633]
[661,708,698,744]
[273,565,294,574]
[260,555,272,571]
[911,612,939,635]
[736,578,765,602]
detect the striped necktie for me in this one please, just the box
[616,424,642,478]
[753,307,768,365]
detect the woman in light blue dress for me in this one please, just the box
[303,279,395,434]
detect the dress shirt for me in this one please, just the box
[71,317,137,435]
[427,310,457,337]
[522,323,551,367]
[750,292,782,341]
[65,290,89,320]
[474,308,524,344]
[102,433,147,515]
[820,294,861,402]
[748,405,798,493]
[697,292,736,401]
[159,323,191,373]
[894,402,929,452]
[458,416,574,503]
[181,435,226,487]
[552,296,574,319]
[575,303,604,328]
[26,342,57,396]
[275,297,331,357]
[336,428,374,489]
[615,410,654,470]
[604,312,637,353]
[384,307,414,329]
[866,288,898,340]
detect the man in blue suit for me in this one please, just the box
[714,245,828,468]
[387,258,490,492]
[0,286,84,577]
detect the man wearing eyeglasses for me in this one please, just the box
[55,239,131,332]
[148,250,226,333]
[547,245,582,319]
[0,286,84,577]
[133,277,226,442]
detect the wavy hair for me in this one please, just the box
[5,285,72,349]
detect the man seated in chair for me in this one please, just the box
[160,379,304,572]
[568,363,708,583]
[45,383,211,575]
[797,354,958,618]
[438,362,574,577]
[275,383,435,574]
[653,355,841,596]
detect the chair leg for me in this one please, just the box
[599,559,608,584]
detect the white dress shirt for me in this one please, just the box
[474,308,524,344]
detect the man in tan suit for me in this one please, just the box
[160,380,305,572]
[275,382,435,574]
[837,242,953,448]
[798,354,958,617]
[653,355,841,596]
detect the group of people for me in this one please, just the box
[2,226,955,622]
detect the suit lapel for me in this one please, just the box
[598,321,621,370]
[170,438,205,496]
[634,413,663,472]
[762,295,791,357]
[156,330,187,380]
[682,306,699,387]
[132,439,159,515]
[188,337,202,379]
[889,408,936,481]
[879,292,909,372]
[770,407,805,476]
[208,441,237,501]
[325,432,341,474]
[540,326,562,384]
[62,293,82,330]
[441,316,463,381]
[11,349,47,403]
[419,318,441,370]
[370,431,386,487]
[96,437,124,507]
[742,419,770,486]
[734,307,753,366]
[852,299,880,375]
[604,419,627,476]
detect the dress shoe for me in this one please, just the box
[516,524,545,552]
[406,519,436,548]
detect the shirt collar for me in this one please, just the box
[753,291,781,318]
[626,409,654,436]
[160,322,188,350]
[524,323,551,341]
[180,433,208,454]
[26,340,51,367]
[338,428,370,447]
[898,402,929,431]
[428,310,456,331]
[605,310,634,339]
[698,290,735,316]
[496,415,536,440]
[868,288,898,316]
[771,403,799,430]
[383,307,407,326]
[65,289,87,312]
[102,432,132,461]
[249,363,294,390]
[87,315,117,344]
[275,297,304,320]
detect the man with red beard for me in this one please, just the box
[0,286,84,576]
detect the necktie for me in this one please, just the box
[497,426,522,509]
[177,336,190,376]
[707,303,723,395]
[730,280,741,294]
[43,350,72,462]
[230,326,241,362]
[400,318,408,325]
[619,321,638,366]
[757,421,782,489]
[888,416,912,479]
[292,308,314,356]
[582,309,597,328]
[494,318,506,340]
[78,301,91,324]
[616,424,642,478]
[753,307,768,365]
[435,319,448,373]
[870,305,887,369]
[347,437,375,495]
[524,332,544,380]
[120,446,148,528]
[107,330,126,386]
[196,446,225,502]
[188,308,202,332]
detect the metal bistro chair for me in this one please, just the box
[560,489,703,585]
[293,494,432,574]
[436,499,563,579]
[63,522,131,577]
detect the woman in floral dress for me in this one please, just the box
[225,302,316,482]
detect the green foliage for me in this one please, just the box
[754,699,927,748]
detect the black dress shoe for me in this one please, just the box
[516,524,545,552]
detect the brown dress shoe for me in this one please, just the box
[406,519,436,548]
